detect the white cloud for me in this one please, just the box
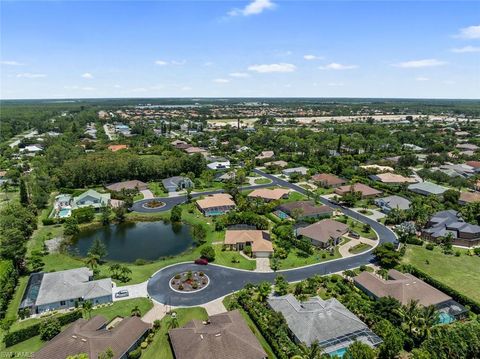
[16,73,46,78]
[154,60,168,66]
[392,59,447,68]
[415,77,429,81]
[1,60,24,66]
[155,59,186,66]
[318,62,358,70]
[455,25,480,39]
[228,0,275,16]
[327,82,345,86]
[451,46,480,53]
[303,54,323,61]
[248,63,296,73]
[81,72,94,79]
[213,78,230,83]
[229,72,250,78]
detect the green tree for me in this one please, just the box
[72,207,95,224]
[170,205,182,222]
[39,318,61,341]
[292,341,323,359]
[167,316,179,329]
[131,305,141,317]
[373,243,400,268]
[114,206,126,223]
[257,281,272,302]
[85,253,100,271]
[344,341,376,359]
[274,275,289,296]
[19,178,29,206]
[192,224,207,244]
[101,205,111,226]
[200,245,215,261]
[374,319,404,359]
[64,217,80,236]
[0,228,27,269]
[98,348,114,359]
[82,300,93,319]
[88,238,107,260]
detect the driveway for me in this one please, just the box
[140,189,154,200]
[143,168,397,306]
[113,281,148,301]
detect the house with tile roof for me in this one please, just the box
[297,219,349,249]
[408,182,448,197]
[267,294,382,356]
[248,188,290,202]
[277,201,333,220]
[196,193,236,216]
[224,230,273,258]
[72,189,111,210]
[334,183,382,199]
[169,310,267,359]
[162,176,194,192]
[311,173,347,188]
[35,315,150,359]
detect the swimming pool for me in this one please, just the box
[58,208,72,218]
[438,312,455,324]
[328,347,347,358]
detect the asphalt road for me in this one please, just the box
[140,169,397,306]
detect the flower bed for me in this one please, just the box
[142,200,166,209]
[170,271,209,292]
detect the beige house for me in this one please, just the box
[224,230,274,258]
[297,219,349,248]
[248,188,290,202]
[196,193,236,216]
[334,183,382,199]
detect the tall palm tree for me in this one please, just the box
[131,305,141,317]
[85,254,99,271]
[82,300,93,319]
[167,316,179,329]
[396,300,421,337]
[418,305,439,339]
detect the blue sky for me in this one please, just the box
[1,0,479,99]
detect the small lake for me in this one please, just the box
[69,221,194,262]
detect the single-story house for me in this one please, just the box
[334,183,382,199]
[466,161,480,173]
[408,182,447,197]
[248,188,290,202]
[436,163,475,178]
[107,144,128,152]
[171,139,190,149]
[311,173,347,188]
[255,150,274,160]
[422,210,480,247]
[184,146,208,155]
[20,144,44,153]
[456,143,479,151]
[264,160,288,168]
[196,193,236,216]
[374,195,411,213]
[162,176,193,192]
[206,157,231,170]
[72,189,111,210]
[354,270,467,321]
[267,294,382,356]
[214,171,236,182]
[360,164,395,172]
[224,230,274,258]
[106,180,148,192]
[35,315,150,359]
[20,268,112,315]
[297,219,349,248]
[282,167,308,177]
[169,310,267,359]
[459,191,480,204]
[277,201,333,220]
[369,173,417,184]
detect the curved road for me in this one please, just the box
[137,169,397,306]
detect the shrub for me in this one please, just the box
[178,284,184,291]
[0,260,18,320]
[200,245,215,261]
[39,318,61,341]
[134,259,146,266]
[42,218,55,226]
[425,243,435,250]
[128,348,141,359]
[140,341,148,349]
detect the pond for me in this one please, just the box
[69,221,194,262]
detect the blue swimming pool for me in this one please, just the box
[328,347,347,358]
[438,312,455,324]
[58,208,72,218]
[274,210,290,219]
[206,210,225,216]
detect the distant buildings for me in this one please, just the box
[369,173,417,184]
[169,310,267,359]
[458,191,480,205]
[282,167,308,177]
[267,294,382,356]
[20,268,112,315]
[106,180,148,192]
[206,156,231,170]
[422,210,480,247]
[408,182,447,197]
[255,150,275,160]
[108,144,128,152]
[35,315,149,359]
[297,219,349,249]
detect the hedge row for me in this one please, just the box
[238,296,298,359]
[400,264,480,314]
[4,310,83,347]
[0,260,18,320]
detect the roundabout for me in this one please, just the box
[169,270,210,293]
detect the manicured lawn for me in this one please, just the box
[148,182,168,197]
[339,216,377,240]
[213,244,256,270]
[348,243,372,254]
[402,245,480,303]
[283,191,308,203]
[142,307,208,359]
[133,193,144,201]
[4,331,45,353]
[276,247,341,270]
[254,178,272,185]
[4,276,29,322]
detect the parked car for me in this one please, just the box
[349,231,360,239]
[194,258,208,265]
[115,289,129,298]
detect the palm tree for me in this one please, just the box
[82,300,93,319]
[131,305,141,317]
[85,253,100,270]
[167,316,179,329]
[396,300,421,337]
[256,282,272,302]
[2,181,9,201]
[292,341,324,359]
[418,305,439,339]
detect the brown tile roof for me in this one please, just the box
[107,144,128,152]
[184,146,207,154]
[354,270,451,307]
[373,173,417,184]
[311,173,347,186]
[459,191,480,203]
[169,310,267,359]
[255,151,274,160]
[278,201,333,217]
[334,183,382,197]
[264,160,288,168]
[466,160,480,169]
[35,316,150,359]
[105,180,148,192]
[224,230,273,253]
[196,193,236,210]
[248,188,289,201]
[298,219,348,244]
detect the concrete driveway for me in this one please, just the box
[113,281,148,302]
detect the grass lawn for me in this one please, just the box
[5,276,29,322]
[339,216,377,240]
[133,193,144,201]
[281,191,308,203]
[147,182,168,197]
[142,307,208,359]
[254,178,272,185]
[213,244,256,270]
[348,243,372,254]
[402,245,480,303]
[277,247,341,270]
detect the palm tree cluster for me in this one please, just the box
[395,300,439,345]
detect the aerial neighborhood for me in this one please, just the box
[0,94,479,359]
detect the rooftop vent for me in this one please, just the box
[81,339,87,342]
[71,335,77,339]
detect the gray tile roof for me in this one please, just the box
[408,181,448,196]
[267,294,381,353]
[36,268,112,306]
[375,195,411,210]
[423,210,480,241]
